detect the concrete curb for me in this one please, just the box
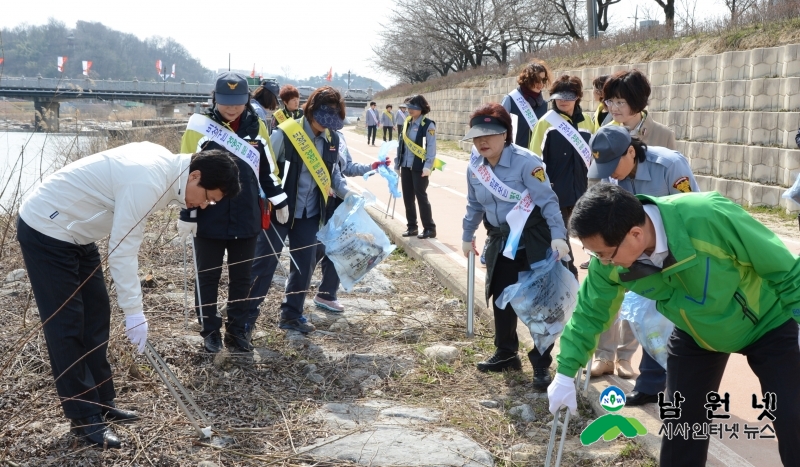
[367,206,663,462]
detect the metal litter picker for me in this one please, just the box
[143,341,212,439]
[545,406,571,467]
[466,236,476,338]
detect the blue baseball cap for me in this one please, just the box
[214,72,249,106]
[588,125,632,179]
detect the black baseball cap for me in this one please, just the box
[214,71,249,105]
[462,115,508,140]
[260,79,280,99]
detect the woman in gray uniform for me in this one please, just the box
[461,103,570,390]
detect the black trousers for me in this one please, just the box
[383,126,393,141]
[248,215,320,323]
[489,249,553,368]
[193,235,257,337]
[633,349,666,395]
[315,243,340,300]
[367,125,377,144]
[660,320,800,467]
[397,124,403,138]
[17,217,115,419]
[400,167,435,231]
[559,205,578,279]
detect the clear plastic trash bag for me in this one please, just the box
[363,140,402,198]
[782,171,800,207]
[496,252,579,351]
[316,190,396,291]
[619,292,674,370]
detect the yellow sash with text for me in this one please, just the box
[402,116,445,171]
[273,108,289,125]
[278,117,331,199]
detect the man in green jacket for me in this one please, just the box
[547,183,800,467]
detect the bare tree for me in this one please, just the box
[724,0,758,24]
[675,0,701,33]
[650,0,676,31]
[596,0,623,31]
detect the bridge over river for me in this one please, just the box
[0,76,369,131]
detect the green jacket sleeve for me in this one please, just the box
[556,264,627,377]
[702,193,800,322]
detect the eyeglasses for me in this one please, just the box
[204,189,217,206]
[583,235,625,264]
[604,99,629,110]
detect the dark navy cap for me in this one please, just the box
[214,72,249,105]
[587,125,632,179]
[260,79,280,99]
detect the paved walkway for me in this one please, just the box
[342,128,791,466]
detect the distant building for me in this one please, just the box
[640,20,660,30]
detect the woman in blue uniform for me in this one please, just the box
[461,103,570,390]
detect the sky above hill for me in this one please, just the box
[1,0,724,87]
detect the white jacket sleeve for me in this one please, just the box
[107,184,161,317]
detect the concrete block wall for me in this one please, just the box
[474,44,800,210]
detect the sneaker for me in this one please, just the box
[279,318,316,334]
[579,260,590,269]
[480,243,487,265]
[533,367,553,391]
[476,352,522,373]
[314,295,345,312]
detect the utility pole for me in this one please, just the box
[586,0,598,39]
[347,70,352,90]
[630,5,639,32]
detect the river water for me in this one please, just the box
[0,131,100,207]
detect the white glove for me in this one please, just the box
[176,220,197,242]
[125,312,148,354]
[421,168,431,177]
[462,239,479,258]
[276,206,289,224]
[548,373,578,415]
[551,238,570,261]
[344,190,358,200]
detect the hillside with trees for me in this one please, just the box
[0,19,213,82]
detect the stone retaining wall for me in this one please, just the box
[372,44,800,211]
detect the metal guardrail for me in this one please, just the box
[0,76,214,94]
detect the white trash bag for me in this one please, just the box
[619,292,674,370]
[316,191,396,291]
[496,252,579,351]
[783,171,800,207]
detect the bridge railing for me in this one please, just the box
[0,76,215,95]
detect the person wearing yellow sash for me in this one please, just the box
[590,75,609,131]
[271,84,304,131]
[395,103,408,137]
[395,94,437,239]
[528,75,594,279]
[381,104,395,141]
[461,103,569,391]
[178,72,287,354]
[247,86,355,334]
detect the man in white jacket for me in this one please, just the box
[16,142,240,449]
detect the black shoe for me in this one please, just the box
[70,414,121,449]
[476,352,522,373]
[417,229,436,239]
[224,331,254,352]
[579,260,590,270]
[101,401,139,422]
[626,390,659,406]
[203,332,223,353]
[279,318,316,334]
[533,368,553,391]
[402,229,419,237]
